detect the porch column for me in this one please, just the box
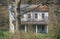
[47,25,48,33]
[36,25,38,33]
[25,25,27,33]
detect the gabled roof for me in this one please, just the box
[20,4,49,12]
[36,5,49,12]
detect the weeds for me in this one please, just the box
[0,31,47,39]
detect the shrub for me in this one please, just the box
[0,31,47,39]
[18,31,47,39]
[0,31,10,39]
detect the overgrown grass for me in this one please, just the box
[15,31,47,39]
[0,31,10,39]
[0,31,47,39]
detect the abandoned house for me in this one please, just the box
[2,0,60,34]
[20,4,49,33]
[9,3,49,33]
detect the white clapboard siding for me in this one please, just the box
[21,14,28,21]
[38,12,42,21]
[21,12,48,21]
[45,12,48,20]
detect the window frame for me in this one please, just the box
[28,13,31,19]
[42,13,45,19]
[35,13,38,19]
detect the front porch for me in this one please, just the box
[19,24,48,33]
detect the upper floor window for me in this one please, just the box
[35,14,38,19]
[28,14,31,18]
[42,13,44,19]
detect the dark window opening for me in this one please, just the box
[35,14,38,19]
[37,25,46,33]
[42,13,44,19]
[42,26,45,31]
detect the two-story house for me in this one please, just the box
[20,4,49,33]
[9,3,49,33]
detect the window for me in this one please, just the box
[42,26,45,31]
[37,25,46,33]
[35,14,38,19]
[28,14,31,18]
[42,13,44,19]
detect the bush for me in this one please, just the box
[0,31,47,39]
[0,31,10,39]
[17,31,47,39]
[35,34,47,39]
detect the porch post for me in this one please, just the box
[25,25,27,33]
[47,25,48,33]
[36,25,38,33]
